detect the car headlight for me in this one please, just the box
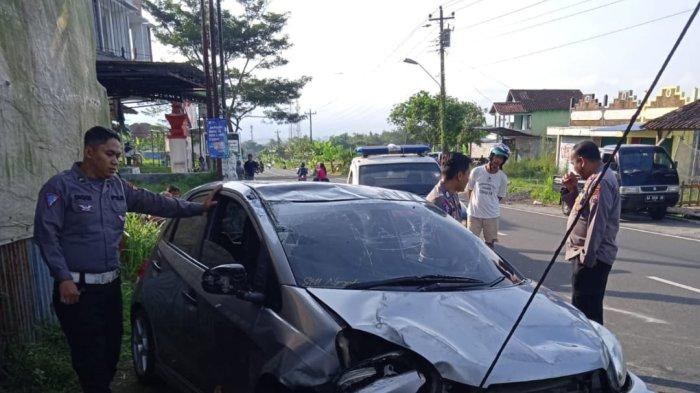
[667,185,680,193]
[590,321,627,390]
[619,186,640,194]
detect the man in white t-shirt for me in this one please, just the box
[466,143,510,248]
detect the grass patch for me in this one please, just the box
[0,282,136,393]
[129,172,217,195]
[504,155,560,205]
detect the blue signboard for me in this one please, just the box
[206,118,229,158]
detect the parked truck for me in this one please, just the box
[554,144,680,220]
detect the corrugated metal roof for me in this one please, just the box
[643,100,700,130]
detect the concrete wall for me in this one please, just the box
[0,0,109,245]
[531,110,570,137]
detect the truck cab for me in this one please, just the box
[555,144,680,220]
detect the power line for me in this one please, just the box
[454,0,550,32]
[452,0,487,13]
[489,0,627,39]
[507,0,597,26]
[479,8,693,66]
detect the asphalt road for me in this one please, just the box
[496,205,700,393]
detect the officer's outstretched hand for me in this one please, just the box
[202,184,223,212]
[59,280,80,304]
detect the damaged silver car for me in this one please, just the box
[131,182,651,393]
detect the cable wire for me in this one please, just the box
[508,0,597,26]
[477,1,700,389]
[479,8,693,66]
[454,0,550,32]
[490,0,627,39]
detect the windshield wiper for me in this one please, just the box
[345,274,484,290]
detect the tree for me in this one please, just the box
[388,91,486,151]
[143,0,310,131]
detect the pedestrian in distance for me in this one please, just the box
[243,153,257,180]
[297,162,308,181]
[235,160,244,180]
[33,126,220,393]
[561,140,620,325]
[466,143,510,249]
[314,162,329,182]
[426,152,470,222]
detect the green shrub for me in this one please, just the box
[121,213,163,282]
[504,155,557,179]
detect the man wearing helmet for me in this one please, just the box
[466,143,510,248]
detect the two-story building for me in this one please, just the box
[91,0,207,173]
[477,89,583,160]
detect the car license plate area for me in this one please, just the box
[645,194,664,202]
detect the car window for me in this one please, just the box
[269,199,512,289]
[358,162,440,196]
[169,194,208,258]
[653,148,674,170]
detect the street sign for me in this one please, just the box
[206,118,229,158]
[228,132,240,156]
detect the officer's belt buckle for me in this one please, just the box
[70,270,119,285]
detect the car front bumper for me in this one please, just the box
[621,192,679,210]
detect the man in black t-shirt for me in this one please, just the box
[243,153,258,180]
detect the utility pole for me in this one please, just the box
[208,0,219,118]
[306,109,317,143]
[429,6,454,152]
[250,125,253,142]
[200,0,212,117]
[200,0,222,178]
[217,0,226,119]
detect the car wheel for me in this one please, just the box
[131,310,158,384]
[648,206,666,220]
[561,200,571,216]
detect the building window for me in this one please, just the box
[524,115,532,130]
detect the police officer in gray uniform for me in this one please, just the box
[561,140,620,324]
[33,126,218,392]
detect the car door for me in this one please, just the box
[157,192,211,387]
[195,194,277,392]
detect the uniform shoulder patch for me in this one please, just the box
[46,192,60,207]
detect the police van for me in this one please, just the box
[347,144,441,198]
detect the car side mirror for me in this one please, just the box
[201,264,266,305]
[673,161,678,169]
[202,264,248,295]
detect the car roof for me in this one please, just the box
[351,154,439,167]
[214,181,426,203]
[601,144,660,151]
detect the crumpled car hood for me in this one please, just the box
[308,283,608,387]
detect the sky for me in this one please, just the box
[129,0,700,144]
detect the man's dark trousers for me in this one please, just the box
[53,278,122,393]
[571,260,612,324]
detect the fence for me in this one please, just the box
[0,239,55,355]
[679,181,700,207]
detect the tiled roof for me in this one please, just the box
[643,100,700,130]
[507,89,583,112]
[489,102,527,115]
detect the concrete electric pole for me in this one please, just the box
[429,6,454,152]
[306,109,317,143]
